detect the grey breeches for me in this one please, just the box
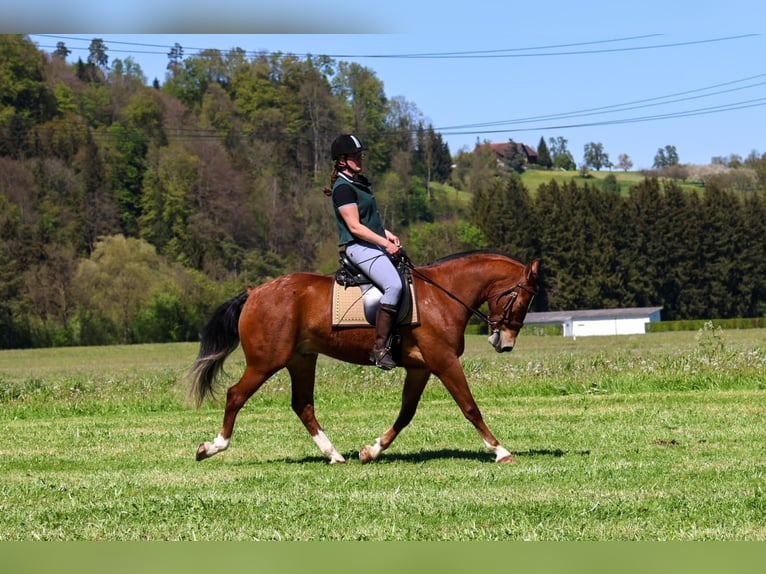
[344,241,403,307]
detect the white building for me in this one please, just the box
[524,306,663,337]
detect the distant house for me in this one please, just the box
[524,306,663,337]
[475,142,538,168]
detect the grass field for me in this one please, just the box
[1,327,765,541]
[519,169,703,196]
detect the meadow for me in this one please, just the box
[1,325,765,541]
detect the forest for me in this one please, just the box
[1,34,765,349]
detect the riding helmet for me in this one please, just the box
[331,134,366,160]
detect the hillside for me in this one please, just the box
[519,168,705,196]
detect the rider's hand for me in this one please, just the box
[384,230,401,255]
[384,239,401,256]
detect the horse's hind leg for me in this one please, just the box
[196,365,273,461]
[360,367,431,464]
[288,353,346,464]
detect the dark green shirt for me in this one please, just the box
[332,173,386,246]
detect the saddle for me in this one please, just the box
[331,251,419,328]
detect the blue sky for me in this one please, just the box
[17,0,766,169]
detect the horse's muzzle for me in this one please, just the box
[488,330,514,353]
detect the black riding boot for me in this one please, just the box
[370,303,398,370]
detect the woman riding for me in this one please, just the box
[324,134,402,370]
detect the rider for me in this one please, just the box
[324,134,402,370]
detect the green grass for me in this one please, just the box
[519,169,703,196]
[1,328,765,540]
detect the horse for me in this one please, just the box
[186,250,540,464]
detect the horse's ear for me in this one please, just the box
[527,258,541,279]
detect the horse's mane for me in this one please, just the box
[421,249,525,268]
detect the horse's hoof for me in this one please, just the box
[359,446,374,464]
[196,442,209,461]
[497,454,518,464]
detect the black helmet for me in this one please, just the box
[331,134,366,160]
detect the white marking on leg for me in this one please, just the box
[484,439,512,462]
[366,437,385,461]
[213,433,229,451]
[200,433,230,459]
[313,430,346,464]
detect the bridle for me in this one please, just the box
[486,282,537,332]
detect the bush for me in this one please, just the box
[648,317,766,332]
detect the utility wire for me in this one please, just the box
[436,98,766,136]
[20,34,766,145]
[29,33,759,60]
[438,75,766,130]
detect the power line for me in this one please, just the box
[436,97,766,137]
[21,34,766,149]
[437,74,766,130]
[29,33,759,60]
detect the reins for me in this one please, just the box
[400,253,529,331]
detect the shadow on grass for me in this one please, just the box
[273,447,588,465]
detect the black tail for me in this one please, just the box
[186,291,249,408]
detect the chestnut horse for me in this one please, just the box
[187,250,540,464]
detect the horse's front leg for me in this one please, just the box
[435,359,517,464]
[360,367,431,463]
[288,354,346,464]
[196,365,271,461]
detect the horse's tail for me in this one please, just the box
[186,290,249,408]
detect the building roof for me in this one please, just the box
[525,306,663,325]
[475,142,538,161]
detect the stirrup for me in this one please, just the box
[370,348,397,370]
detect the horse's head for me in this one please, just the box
[487,258,540,353]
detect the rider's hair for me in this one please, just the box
[322,164,341,197]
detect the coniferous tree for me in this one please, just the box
[697,185,742,318]
[495,174,536,262]
[738,191,766,317]
[624,178,662,307]
[536,136,552,168]
[661,182,700,320]
[533,179,578,310]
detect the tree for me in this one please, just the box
[504,139,526,173]
[470,173,537,262]
[616,153,633,171]
[72,235,164,344]
[53,41,71,59]
[0,35,58,157]
[138,144,200,265]
[583,142,611,171]
[83,38,110,82]
[407,220,487,264]
[548,136,576,170]
[167,43,184,78]
[414,123,452,191]
[102,124,148,236]
[299,60,342,179]
[653,148,667,169]
[21,244,80,346]
[653,145,679,169]
[332,61,389,174]
[602,173,620,194]
[536,136,552,168]
[665,145,679,166]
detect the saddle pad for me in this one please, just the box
[331,282,420,328]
